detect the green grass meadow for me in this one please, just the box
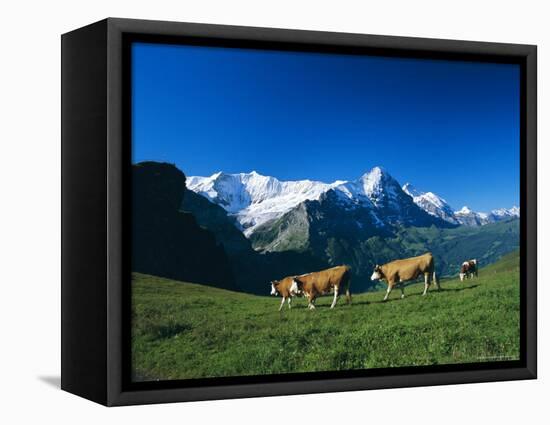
[131,251,520,382]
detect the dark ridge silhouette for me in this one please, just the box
[132,162,236,290]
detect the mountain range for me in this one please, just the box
[188,166,519,235]
[132,162,520,294]
[401,182,519,226]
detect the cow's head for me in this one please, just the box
[371,265,383,281]
[270,280,279,296]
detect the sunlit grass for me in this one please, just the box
[132,251,520,381]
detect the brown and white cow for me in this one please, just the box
[459,259,478,281]
[370,252,439,300]
[270,276,301,311]
[292,265,352,309]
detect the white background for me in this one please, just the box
[0,0,547,423]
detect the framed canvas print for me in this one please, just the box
[61,18,537,406]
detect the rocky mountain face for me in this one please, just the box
[249,188,391,253]
[348,167,451,227]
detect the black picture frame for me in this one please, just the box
[61,17,537,406]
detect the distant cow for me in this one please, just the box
[270,276,302,311]
[371,252,440,300]
[459,259,478,281]
[293,265,352,309]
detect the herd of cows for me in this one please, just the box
[270,252,479,310]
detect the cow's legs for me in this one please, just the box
[279,297,286,311]
[309,297,317,309]
[345,288,352,304]
[330,287,339,309]
[433,272,441,291]
[422,273,430,296]
[383,284,393,301]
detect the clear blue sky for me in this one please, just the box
[132,42,520,212]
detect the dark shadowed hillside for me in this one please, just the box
[182,188,327,294]
[132,162,236,290]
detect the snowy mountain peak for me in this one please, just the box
[402,183,458,224]
[402,182,421,198]
[358,166,402,204]
[492,206,520,217]
[362,166,384,178]
[360,166,389,187]
[457,206,473,215]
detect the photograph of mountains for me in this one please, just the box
[130,41,521,382]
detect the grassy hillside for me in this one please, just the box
[250,211,518,292]
[131,251,520,382]
[391,219,520,276]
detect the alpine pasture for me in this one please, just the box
[131,251,520,381]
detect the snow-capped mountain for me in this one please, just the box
[327,167,408,210]
[453,205,520,226]
[402,183,520,226]
[453,206,488,226]
[187,171,341,235]
[402,183,459,224]
[188,167,447,235]
[491,206,520,220]
[187,167,519,235]
[344,167,442,226]
[356,167,408,208]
